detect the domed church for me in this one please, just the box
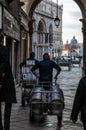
[70,36,78,44]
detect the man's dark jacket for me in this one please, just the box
[0,44,17,103]
[71,76,86,122]
[31,59,61,82]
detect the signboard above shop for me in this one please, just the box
[3,6,20,41]
[0,4,20,41]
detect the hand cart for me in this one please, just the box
[29,81,64,123]
[20,60,37,107]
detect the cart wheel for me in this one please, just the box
[21,94,25,107]
[29,109,34,122]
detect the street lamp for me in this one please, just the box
[54,0,60,27]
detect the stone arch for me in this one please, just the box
[29,0,42,19]
[36,19,47,60]
[37,19,46,43]
[38,19,46,31]
[49,24,53,43]
[74,0,86,18]
[27,0,86,19]
[26,0,86,67]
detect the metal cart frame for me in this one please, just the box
[20,65,37,107]
[29,82,64,122]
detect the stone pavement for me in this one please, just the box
[8,66,83,130]
[57,66,83,130]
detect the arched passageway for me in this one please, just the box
[21,0,86,71]
[37,19,47,60]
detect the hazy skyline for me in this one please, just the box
[52,0,83,44]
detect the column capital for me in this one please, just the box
[80,19,86,34]
[80,18,86,24]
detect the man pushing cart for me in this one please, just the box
[30,53,64,128]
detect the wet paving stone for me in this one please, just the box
[9,66,83,130]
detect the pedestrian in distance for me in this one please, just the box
[31,53,63,127]
[70,67,86,130]
[0,35,17,130]
[20,52,39,69]
[20,51,39,82]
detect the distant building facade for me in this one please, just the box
[32,0,63,60]
[62,36,83,57]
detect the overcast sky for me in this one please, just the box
[52,0,83,44]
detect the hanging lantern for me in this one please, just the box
[54,16,60,27]
[54,0,60,27]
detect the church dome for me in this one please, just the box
[70,36,78,44]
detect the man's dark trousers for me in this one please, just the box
[0,102,12,130]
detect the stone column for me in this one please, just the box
[28,19,35,54]
[12,40,15,77]
[80,19,86,68]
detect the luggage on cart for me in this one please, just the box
[21,59,37,87]
[22,66,36,87]
[20,59,37,107]
[30,86,45,114]
[29,82,64,122]
[50,85,64,114]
